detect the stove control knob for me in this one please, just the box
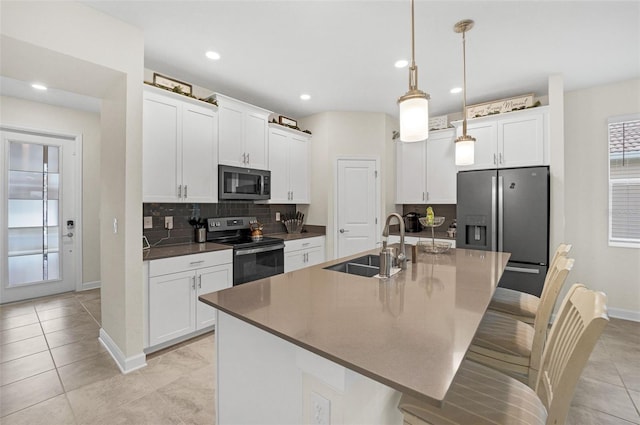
[216,222,221,227]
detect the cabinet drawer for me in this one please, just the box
[284,236,324,253]
[149,250,232,277]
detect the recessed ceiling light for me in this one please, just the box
[394,59,409,68]
[32,83,47,91]
[205,51,221,60]
[450,87,462,94]
[300,94,311,101]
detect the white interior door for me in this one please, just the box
[1,128,80,303]
[336,158,378,258]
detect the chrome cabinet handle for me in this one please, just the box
[178,185,182,198]
[184,185,188,198]
[242,153,246,164]
[499,153,504,164]
[493,154,497,165]
[189,260,205,266]
[426,191,429,201]
[191,276,196,290]
[198,275,202,289]
[247,153,250,164]
[422,192,425,201]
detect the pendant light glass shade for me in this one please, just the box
[455,134,476,165]
[398,0,430,142]
[399,91,429,142]
[454,19,475,165]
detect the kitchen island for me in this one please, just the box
[199,246,510,424]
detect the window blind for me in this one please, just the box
[609,115,640,247]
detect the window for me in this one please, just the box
[608,115,640,247]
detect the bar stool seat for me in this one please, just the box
[488,244,571,324]
[489,287,539,324]
[400,360,546,425]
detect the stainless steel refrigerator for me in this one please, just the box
[456,166,550,296]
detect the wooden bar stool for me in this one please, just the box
[489,243,572,324]
[466,256,574,385]
[399,284,609,425]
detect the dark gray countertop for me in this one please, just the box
[143,232,325,260]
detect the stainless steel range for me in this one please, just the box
[206,217,284,285]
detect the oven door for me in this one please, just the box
[233,243,284,285]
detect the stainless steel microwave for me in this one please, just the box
[218,165,271,200]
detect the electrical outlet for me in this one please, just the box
[143,216,153,229]
[275,212,281,222]
[164,216,173,230]
[311,392,330,425]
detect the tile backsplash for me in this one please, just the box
[143,202,297,246]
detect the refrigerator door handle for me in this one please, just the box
[505,266,540,274]
[491,176,497,251]
[498,175,504,252]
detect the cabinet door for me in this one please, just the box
[218,103,245,167]
[182,104,218,203]
[143,93,181,202]
[284,250,306,273]
[289,135,310,203]
[498,112,544,167]
[196,263,233,329]
[457,121,497,171]
[149,270,195,346]
[268,129,291,203]
[245,112,268,169]
[426,130,457,203]
[396,141,427,203]
[305,246,325,268]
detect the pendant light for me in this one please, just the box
[397,0,430,142]
[454,19,476,165]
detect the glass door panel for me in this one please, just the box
[7,141,61,286]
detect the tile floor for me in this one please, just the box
[0,289,638,424]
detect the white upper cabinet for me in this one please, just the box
[396,140,426,204]
[143,86,218,203]
[396,128,456,204]
[455,106,549,171]
[267,125,311,204]
[216,94,271,170]
[426,129,457,204]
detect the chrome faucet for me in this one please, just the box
[382,213,407,270]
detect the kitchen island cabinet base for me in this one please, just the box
[215,310,403,425]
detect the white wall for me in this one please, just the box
[1,1,146,367]
[298,112,401,260]
[0,96,102,286]
[564,79,640,319]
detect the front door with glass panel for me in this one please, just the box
[1,129,78,303]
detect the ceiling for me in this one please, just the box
[5,1,640,119]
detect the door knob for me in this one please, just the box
[339,229,349,233]
[64,232,74,238]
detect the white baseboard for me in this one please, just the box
[607,307,640,322]
[81,280,101,291]
[99,328,147,374]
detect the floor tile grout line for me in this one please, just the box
[597,335,640,421]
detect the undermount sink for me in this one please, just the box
[324,254,380,277]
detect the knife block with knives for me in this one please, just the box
[283,211,304,234]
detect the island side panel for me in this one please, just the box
[216,311,404,424]
[217,310,303,424]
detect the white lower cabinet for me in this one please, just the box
[146,250,232,349]
[387,235,456,248]
[284,237,326,273]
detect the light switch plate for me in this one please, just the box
[143,216,153,229]
[311,391,330,425]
